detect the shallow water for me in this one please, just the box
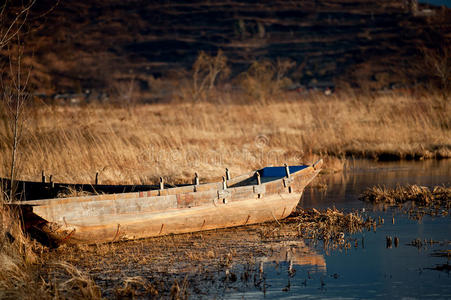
[53,159,451,299]
[226,159,451,299]
[419,0,451,8]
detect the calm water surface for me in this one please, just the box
[226,159,451,299]
[419,0,451,7]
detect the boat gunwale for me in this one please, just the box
[13,161,321,207]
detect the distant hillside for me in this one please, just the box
[1,0,450,98]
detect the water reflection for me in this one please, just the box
[302,159,451,211]
[261,241,326,272]
[227,159,451,299]
[54,159,450,299]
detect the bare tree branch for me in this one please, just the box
[0,0,35,50]
[191,50,229,101]
[1,34,32,201]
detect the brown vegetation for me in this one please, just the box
[1,0,449,94]
[360,184,451,206]
[0,191,101,299]
[286,207,376,244]
[1,91,449,186]
[360,184,451,219]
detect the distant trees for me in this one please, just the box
[239,58,295,102]
[421,43,450,107]
[191,50,230,101]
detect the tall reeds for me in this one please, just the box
[0,189,40,298]
[360,184,451,206]
[0,91,449,185]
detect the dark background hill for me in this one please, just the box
[1,0,450,100]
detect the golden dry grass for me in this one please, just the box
[0,90,448,298]
[360,184,451,206]
[1,91,449,185]
[0,201,40,298]
[0,191,101,299]
[360,184,451,220]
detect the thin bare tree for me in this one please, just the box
[2,39,32,201]
[1,1,35,201]
[0,1,35,50]
[192,50,230,101]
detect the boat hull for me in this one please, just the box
[40,192,302,244]
[15,160,322,245]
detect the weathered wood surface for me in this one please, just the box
[2,170,255,201]
[42,192,303,244]
[15,160,322,245]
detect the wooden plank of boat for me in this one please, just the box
[13,160,322,245]
[0,177,161,200]
[1,169,255,200]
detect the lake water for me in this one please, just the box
[225,159,451,299]
[419,0,451,7]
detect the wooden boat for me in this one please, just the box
[12,160,322,246]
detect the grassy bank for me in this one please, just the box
[0,91,449,185]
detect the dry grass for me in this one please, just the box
[114,276,159,298]
[0,191,101,299]
[360,184,451,219]
[0,200,41,299]
[0,91,449,185]
[0,89,448,298]
[360,185,451,206]
[282,207,376,249]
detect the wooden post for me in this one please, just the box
[256,171,261,185]
[225,168,231,180]
[49,175,54,188]
[194,172,199,185]
[284,163,290,178]
[159,177,164,190]
[222,176,227,190]
[95,172,99,185]
[41,170,46,183]
[386,236,393,248]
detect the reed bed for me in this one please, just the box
[360,184,451,219]
[360,185,451,206]
[0,91,449,185]
[283,207,376,249]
